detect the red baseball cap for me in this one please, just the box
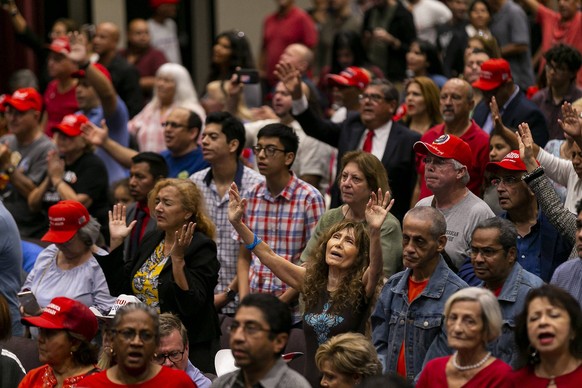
[3,88,43,112]
[71,63,112,81]
[41,200,90,244]
[414,134,472,170]
[52,114,89,137]
[47,36,71,55]
[21,297,98,342]
[486,150,536,172]
[471,59,512,91]
[327,67,371,90]
[150,0,180,8]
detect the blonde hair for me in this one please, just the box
[148,179,216,239]
[315,332,381,379]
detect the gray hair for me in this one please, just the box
[451,159,471,185]
[444,287,503,344]
[110,303,160,345]
[404,206,447,239]
[77,217,101,247]
[472,217,517,252]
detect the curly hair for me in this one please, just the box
[315,332,382,380]
[303,220,372,313]
[148,178,216,239]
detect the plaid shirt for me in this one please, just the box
[190,163,264,314]
[235,173,325,297]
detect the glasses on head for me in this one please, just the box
[162,121,187,129]
[152,350,185,365]
[491,176,521,186]
[251,145,286,157]
[110,328,156,343]
[424,156,454,167]
[469,246,505,258]
[358,93,386,103]
[227,321,271,336]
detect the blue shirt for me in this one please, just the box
[371,256,467,381]
[79,96,130,184]
[185,360,211,388]
[161,148,209,179]
[501,210,572,282]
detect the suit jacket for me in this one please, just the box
[473,91,549,147]
[123,202,158,260]
[98,230,220,346]
[294,108,421,222]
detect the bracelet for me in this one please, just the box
[245,233,262,251]
[522,166,544,183]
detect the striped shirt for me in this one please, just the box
[190,164,264,314]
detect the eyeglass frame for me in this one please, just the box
[251,145,287,157]
[358,93,388,104]
[152,349,186,365]
[490,175,522,187]
[109,328,156,343]
[162,121,188,129]
[469,246,506,258]
[227,321,272,336]
[424,155,455,167]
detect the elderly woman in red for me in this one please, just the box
[18,297,100,387]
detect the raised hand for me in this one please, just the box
[108,204,136,249]
[81,119,109,147]
[365,189,394,232]
[67,31,89,65]
[171,222,195,261]
[227,72,243,98]
[274,61,302,100]
[228,182,247,225]
[490,96,519,149]
[516,123,538,172]
[558,102,582,140]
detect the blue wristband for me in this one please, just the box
[245,233,262,250]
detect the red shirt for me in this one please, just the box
[416,121,490,200]
[80,366,196,387]
[262,6,318,86]
[18,364,98,388]
[536,5,582,88]
[43,79,79,137]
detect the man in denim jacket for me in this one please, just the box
[371,206,467,382]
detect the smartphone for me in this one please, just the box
[17,291,42,316]
[237,69,259,84]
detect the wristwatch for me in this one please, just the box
[225,287,237,302]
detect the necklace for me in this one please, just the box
[452,351,491,371]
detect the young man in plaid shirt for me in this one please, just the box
[235,123,325,324]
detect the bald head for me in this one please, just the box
[93,22,120,56]
[128,19,150,49]
[280,44,313,73]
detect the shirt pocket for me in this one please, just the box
[412,315,443,350]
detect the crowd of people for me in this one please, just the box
[1,0,582,387]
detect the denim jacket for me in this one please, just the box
[371,256,467,382]
[423,262,543,368]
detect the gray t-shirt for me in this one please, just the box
[0,133,56,238]
[416,191,495,268]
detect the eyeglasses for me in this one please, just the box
[162,121,187,129]
[469,246,505,258]
[424,156,454,167]
[358,93,386,103]
[153,350,185,365]
[251,145,286,157]
[110,328,156,343]
[491,176,521,186]
[227,321,271,336]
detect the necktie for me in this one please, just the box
[362,129,375,153]
[129,209,146,259]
